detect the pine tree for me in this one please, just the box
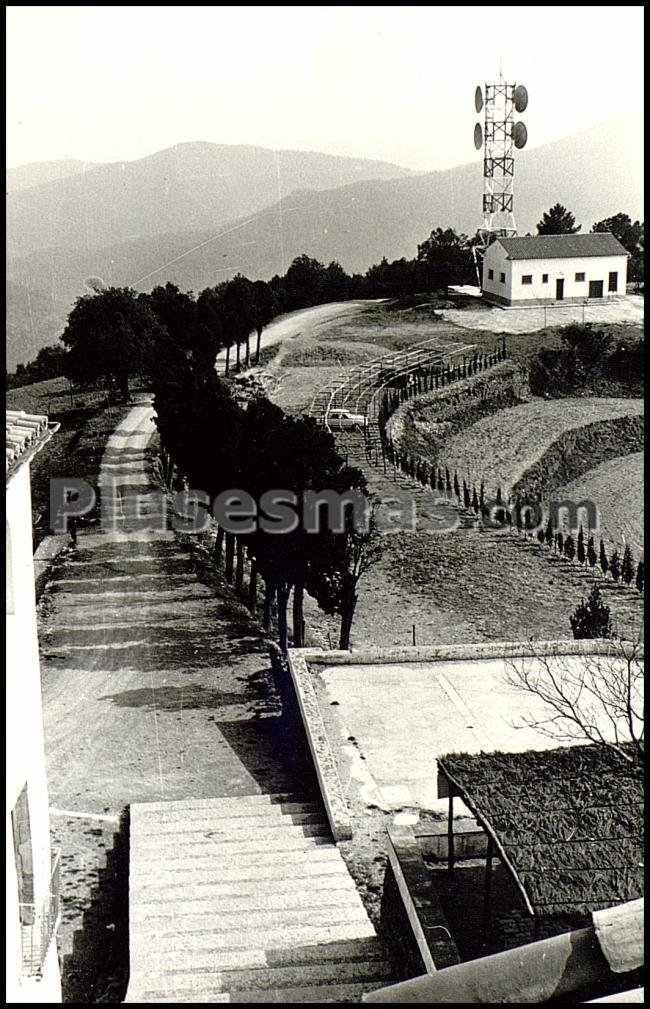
[570,585,613,640]
[621,544,635,585]
[564,534,576,562]
[586,536,597,568]
[610,549,621,582]
[599,539,609,575]
[636,560,644,593]
[577,525,586,565]
[537,203,580,235]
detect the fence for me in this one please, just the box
[19,850,61,977]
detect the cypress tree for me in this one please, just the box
[599,539,609,575]
[544,515,554,549]
[479,481,486,513]
[556,531,564,554]
[636,560,644,593]
[453,472,460,500]
[437,467,445,493]
[577,525,586,565]
[445,466,451,494]
[537,527,545,545]
[515,498,523,534]
[610,549,621,582]
[496,486,503,506]
[564,534,576,562]
[621,544,635,585]
[472,486,479,514]
[463,480,471,510]
[586,536,597,568]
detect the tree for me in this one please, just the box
[249,280,277,363]
[593,213,644,285]
[610,549,621,582]
[577,525,586,565]
[587,536,597,568]
[453,472,460,500]
[537,203,580,235]
[599,539,609,576]
[544,515,554,549]
[61,287,165,400]
[570,585,613,640]
[635,561,644,593]
[564,534,576,562]
[621,544,635,585]
[505,637,643,767]
[417,227,474,290]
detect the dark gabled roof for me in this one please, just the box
[497,233,629,261]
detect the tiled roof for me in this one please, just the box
[6,410,51,476]
[498,232,629,260]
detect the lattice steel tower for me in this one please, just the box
[472,77,528,283]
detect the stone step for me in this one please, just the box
[49,573,197,592]
[135,959,390,1000]
[134,821,330,853]
[131,855,352,895]
[133,880,358,918]
[133,869,356,905]
[135,903,370,940]
[133,810,325,836]
[133,793,305,814]
[131,840,339,876]
[133,921,377,965]
[133,800,320,825]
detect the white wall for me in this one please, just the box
[6,463,61,1003]
[510,254,628,302]
[482,242,628,304]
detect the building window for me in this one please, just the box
[542,274,548,283]
[488,269,494,280]
[575,272,585,282]
[609,271,618,292]
[12,785,34,925]
[522,275,533,285]
[499,272,505,284]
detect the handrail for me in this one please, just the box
[19,850,61,978]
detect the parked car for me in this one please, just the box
[327,408,368,430]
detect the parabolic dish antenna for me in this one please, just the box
[475,86,483,113]
[474,122,483,150]
[513,84,528,113]
[512,121,528,149]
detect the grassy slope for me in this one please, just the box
[443,397,644,496]
[8,379,129,547]
[556,452,644,556]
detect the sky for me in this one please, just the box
[6,5,644,172]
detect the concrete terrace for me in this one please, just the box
[39,400,392,1001]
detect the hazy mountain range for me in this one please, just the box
[6,119,643,369]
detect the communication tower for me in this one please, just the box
[472,77,529,284]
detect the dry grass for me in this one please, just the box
[443,397,644,496]
[556,452,644,556]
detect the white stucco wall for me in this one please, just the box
[482,241,628,304]
[6,463,62,1003]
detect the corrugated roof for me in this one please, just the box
[497,233,629,260]
[6,410,51,477]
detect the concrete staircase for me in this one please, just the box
[125,794,393,1003]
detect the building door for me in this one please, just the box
[555,278,564,300]
[589,280,604,298]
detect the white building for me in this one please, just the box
[6,410,62,1003]
[481,232,629,307]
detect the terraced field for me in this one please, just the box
[555,452,644,556]
[442,397,644,496]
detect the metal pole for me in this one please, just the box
[447,790,455,873]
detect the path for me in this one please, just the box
[39,400,391,1001]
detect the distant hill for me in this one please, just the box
[6,142,413,261]
[6,120,643,369]
[6,279,60,371]
[6,159,96,193]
